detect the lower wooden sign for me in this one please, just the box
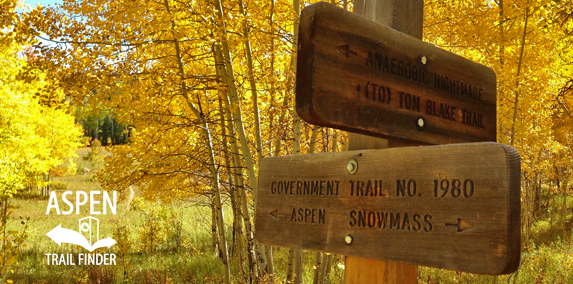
[255,142,521,275]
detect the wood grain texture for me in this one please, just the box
[345,256,417,284]
[346,1,422,282]
[254,142,521,275]
[296,2,497,145]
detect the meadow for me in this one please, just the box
[3,148,573,283]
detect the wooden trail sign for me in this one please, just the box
[296,2,497,145]
[255,142,521,275]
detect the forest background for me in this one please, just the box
[1,0,573,283]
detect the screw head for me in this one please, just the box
[346,159,358,175]
[416,116,426,131]
[345,235,353,244]
[420,56,427,65]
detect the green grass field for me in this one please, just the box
[3,148,573,283]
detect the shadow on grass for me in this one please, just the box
[529,213,573,247]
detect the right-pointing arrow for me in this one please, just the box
[459,219,473,231]
[446,218,473,232]
[270,209,278,220]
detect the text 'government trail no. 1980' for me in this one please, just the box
[255,143,520,275]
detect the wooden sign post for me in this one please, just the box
[254,1,521,283]
[344,1,425,282]
[345,2,424,281]
[345,1,423,282]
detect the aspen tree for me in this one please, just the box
[162,0,231,280]
[237,0,275,274]
[216,52,259,279]
[0,42,82,196]
[509,1,530,147]
[211,199,219,253]
[238,0,263,164]
[268,0,277,155]
[211,0,258,203]
[312,251,323,284]
[204,121,232,284]
[286,0,304,282]
[210,0,271,272]
[217,98,247,277]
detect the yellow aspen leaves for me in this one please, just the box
[0,41,82,196]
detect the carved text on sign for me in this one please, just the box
[296,2,497,144]
[255,143,521,275]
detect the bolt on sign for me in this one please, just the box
[254,143,521,275]
[296,2,496,145]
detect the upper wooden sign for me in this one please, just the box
[296,2,497,144]
[255,142,521,275]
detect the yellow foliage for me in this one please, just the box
[425,0,573,183]
[7,0,572,229]
[0,199,29,283]
[0,41,83,196]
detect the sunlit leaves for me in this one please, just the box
[0,42,83,196]
[425,0,573,193]
[13,0,306,199]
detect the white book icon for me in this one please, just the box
[79,217,99,247]
[46,217,116,252]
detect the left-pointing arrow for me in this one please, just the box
[46,225,117,252]
[270,209,278,220]
[47,224,91,249]
[337,44,357,58]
